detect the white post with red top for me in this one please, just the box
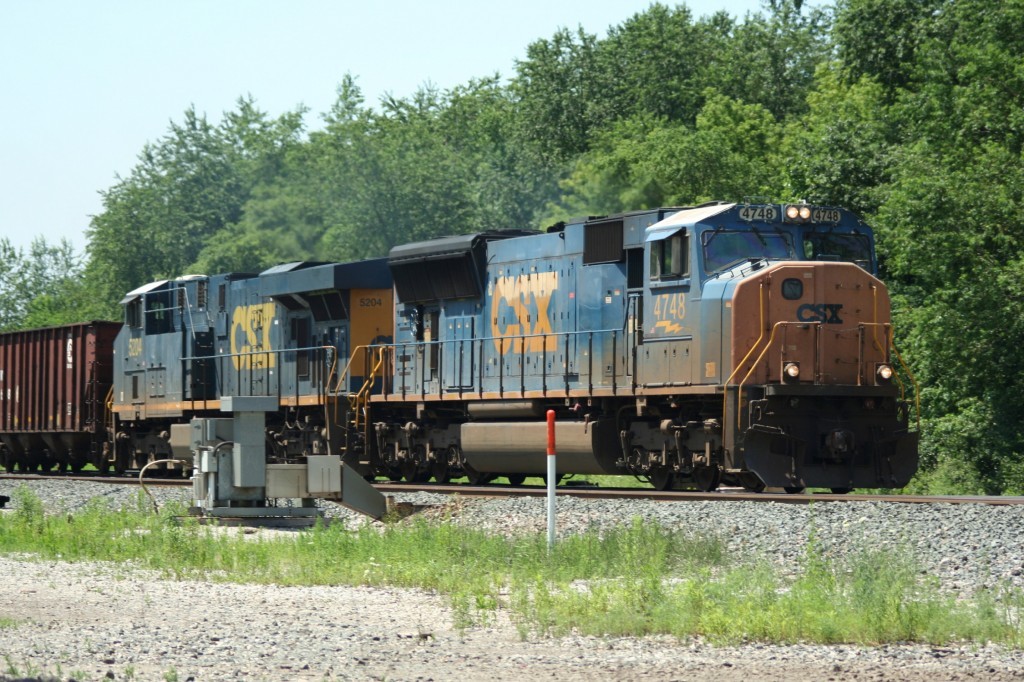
[546,409,556,550]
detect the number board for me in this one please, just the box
[738,205,777,222]
[811,208,841,223]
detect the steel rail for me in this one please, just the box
[3,473,1024,506]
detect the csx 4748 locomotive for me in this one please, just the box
[368,202,918,492]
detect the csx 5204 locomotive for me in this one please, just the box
[0,202,918,492]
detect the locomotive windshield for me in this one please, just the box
[702,229,795,272]
[803,232,873,269]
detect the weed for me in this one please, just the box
[1,490,1021,647]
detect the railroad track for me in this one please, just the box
[3,472,1023,506]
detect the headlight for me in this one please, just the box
[876,364,894,383]
[783,361,800,382]
[784,204,812,223]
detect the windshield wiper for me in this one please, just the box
[749,225,768,248]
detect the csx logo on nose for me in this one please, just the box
[796,303,844,324]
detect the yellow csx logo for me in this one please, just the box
[230,302,277,370]
[491,271,558,354]
[651,292,687,335]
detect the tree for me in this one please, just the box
[867,0,1024,492]
[712,0,832,120]
[833,0,943,94]
[0,238,92,331]
[547,92,786,221]
[511,27,603,162]
[296,77,557,263]
[85,97,306,314]
[593,5,735,125]
[783,66,895,214]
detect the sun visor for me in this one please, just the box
[119,280,169,305]
[645,203,735,241]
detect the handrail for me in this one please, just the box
[871,284,883,352]
[733,320,797,431]
[372,326,626,399]
[179,344,337,402]
[721,282,766,434]
[350,347,385,430]
[724,318,917,434]
[889,326,921,431]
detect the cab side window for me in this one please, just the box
[126,299,142,328]
[650,233,688,280]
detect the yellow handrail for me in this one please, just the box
[721,282,767,434]
[349,347,386,430]
[889,326,921,431]
[732,321,796,431]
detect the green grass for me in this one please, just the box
[0,485,1021,647]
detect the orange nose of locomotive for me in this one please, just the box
[730,261,895,387]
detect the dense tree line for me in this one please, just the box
[3,0,1024,493]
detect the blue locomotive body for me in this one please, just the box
[371,203,917,491]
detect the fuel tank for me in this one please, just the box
[460,419,622,475]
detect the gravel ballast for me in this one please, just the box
[1,479,1023,681]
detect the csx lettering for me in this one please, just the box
[230,302,277,370]
[797,303,844,324]
[491,271,558,354]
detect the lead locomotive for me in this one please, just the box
[367,202,918,492]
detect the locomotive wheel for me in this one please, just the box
[541,472,565,486]
[464,465,495,485]
[505,474,527,487]
[692,465,721,492]
[737,472,766,493]
[400,461,431,483]
[648,470,675,491]
[784,486,806,494]
[431,460,451,484]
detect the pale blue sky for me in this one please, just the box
[1,0,773,255]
